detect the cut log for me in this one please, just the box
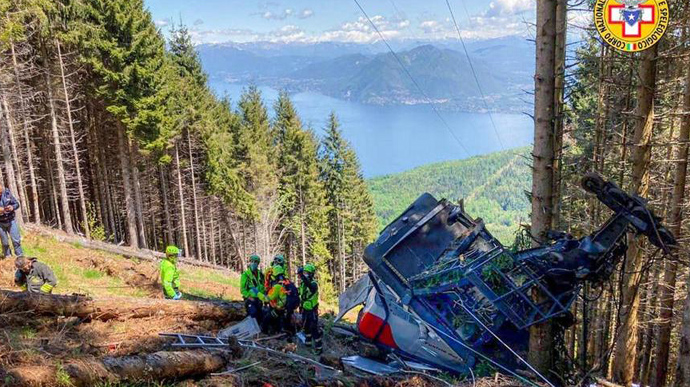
[22,223,230,272]
[6,350,234,387]
[0,290,245,322]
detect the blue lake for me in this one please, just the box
[210,81,534,178]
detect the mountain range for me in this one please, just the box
[197,37,535,113]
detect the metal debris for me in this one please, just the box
[218,317,261,340]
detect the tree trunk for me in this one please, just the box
[56,40,89,238]
[652,59,690,387]
[42,40,73,234]
[210,203,216,265]
[11,41,40,223]
[640,266,661,385]
[186,130,203,260]
[675,277,690,386]
[0,92,23,225]
[158,164,173,244]
[174,143,189,254]
[128,141,147,248]
[116,122,139,248]
[8,350,236,387]
[612,45,657,386]
[0,290,244,322]
[551,0,567,229]
[529,0,557,376]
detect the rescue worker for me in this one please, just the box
[266,265,290,335]
[0,183,22,258]
[161,245,182,300]
[240,254,267,323]
[14,257,57,294]
[264,254,287,291]
[298,263,322,353]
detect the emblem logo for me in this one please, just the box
[593,0,669,52]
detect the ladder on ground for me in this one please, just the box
[159,333,231,348]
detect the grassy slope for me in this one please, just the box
[0,230,242,301]
[368,147,532,244]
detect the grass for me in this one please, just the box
[55,364,73,387]
[83,269,103,280]
[1,232,243,301]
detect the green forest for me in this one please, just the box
[0,0,378,299]
[369,147,530,243]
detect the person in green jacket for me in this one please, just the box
[298,263,322,353]
[14,257,57,294]
[240,254,266,323]
[161,245,182,300]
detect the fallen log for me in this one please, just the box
[6,350,235,387]
[22,222,230,272]
[0,290,245,322]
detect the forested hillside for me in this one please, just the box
[0,0,377,299]
[368,147,530,243]
[197,37,534,113]
[527,0,690,385]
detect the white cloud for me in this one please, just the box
[318,15,410,43]
[155,18,171,27]
[419,20,445,34]
[189,28,260,44]
[297,9,314,19]
[267,24,307,43]
[486,0,535,16]
[260,7,315,21]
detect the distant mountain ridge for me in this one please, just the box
[197,37,534,113]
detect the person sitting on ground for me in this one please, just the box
[161,245,182,300]
[298,263,322,354]
[264,253,287,291]
[0,183,23,258]
[240,254,267,323]
[14,257,57,294]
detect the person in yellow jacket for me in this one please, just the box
[160,245,182,300]
[240,255,267,323]
[266,265,291,335]
[14,257,57,294]
[298,263,322,353]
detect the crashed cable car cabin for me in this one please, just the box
[338,174,676,383]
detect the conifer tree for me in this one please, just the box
[237,86,279,259]
[274,92,333,282]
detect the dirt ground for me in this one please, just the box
[0,229,524,387]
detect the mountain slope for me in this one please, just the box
[367,147,531,244]
[197,38,533,112]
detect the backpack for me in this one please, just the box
[283,280,300,310]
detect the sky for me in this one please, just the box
[143,0,540,45]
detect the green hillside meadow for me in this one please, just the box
[368,147,532,244]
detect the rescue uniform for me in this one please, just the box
[266,281,288,334]
[160,256,181,299]
[299,275,322,352]
[15,259,57,294]
[240,268,266,322]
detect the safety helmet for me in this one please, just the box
[303,263,316,274]
[165,245,180,257]
[249,254,261,264]
[271,264,285,279]
[273,254,285,266]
